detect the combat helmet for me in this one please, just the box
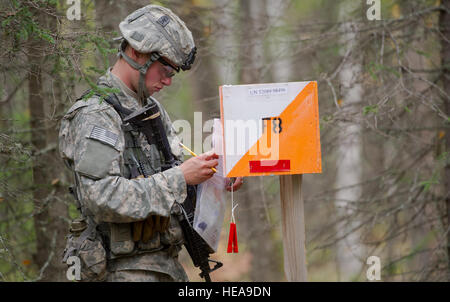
[117,5,197,101]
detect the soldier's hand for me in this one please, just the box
[180,151,219,185]
[226,177,244,192]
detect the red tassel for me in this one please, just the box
[227,223,234,253]
[227,222,238,253]
[233,223,238,253]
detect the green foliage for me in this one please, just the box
[367,62,401,81]
[414,49,431,59]
[82,76,121,101]
[0,133,34,281]
[419,151,448,192]
[93,37,117,72]
[0,1,55,45]
[363,105,379,115]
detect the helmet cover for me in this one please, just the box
[119,5,196,70]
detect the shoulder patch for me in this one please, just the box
[89,126,118,147]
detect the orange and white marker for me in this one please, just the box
[219,81,321,177]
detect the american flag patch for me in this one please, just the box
[89,126,118,147]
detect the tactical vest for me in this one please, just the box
[65,88,184,265]
[102,92,184,259]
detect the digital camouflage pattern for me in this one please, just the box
[59,68,189,282]
[107,268,174,282]
[78,236,108,281]
[119,5,195,67]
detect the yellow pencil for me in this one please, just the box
[179,142,217,173]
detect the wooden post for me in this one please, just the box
[279,174,307,281]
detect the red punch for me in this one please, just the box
[227,222,238,253]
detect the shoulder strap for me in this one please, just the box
[80,81,133,120]
[99,93,150,178]
[75,86,132,120]
[103,94,133,120]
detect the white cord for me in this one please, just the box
[231,179,238,224]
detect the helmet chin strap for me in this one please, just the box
[118,40,160,103]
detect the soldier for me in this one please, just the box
[59,5,243,282]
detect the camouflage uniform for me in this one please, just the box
[59,69,189,282]
[60,4,197,282]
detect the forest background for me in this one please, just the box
[0,0,449,282]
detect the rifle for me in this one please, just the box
[123,97,223,282]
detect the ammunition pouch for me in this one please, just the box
[107,211,184,259]
[109,223,135,256]
[62,217,107,282]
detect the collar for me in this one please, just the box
[102,68,142,110]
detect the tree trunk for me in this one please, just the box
[28,39,52,280]
[439,0,450,282]
[212,0,239,85]
[265,0,292,83]
[334,0,365,281]
[236,0,282,281]
[28,3,68,281]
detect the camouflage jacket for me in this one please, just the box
[59,69,188,281]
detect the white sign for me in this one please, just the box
[220,81,321,177]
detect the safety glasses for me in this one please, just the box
[158,57,180,77]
